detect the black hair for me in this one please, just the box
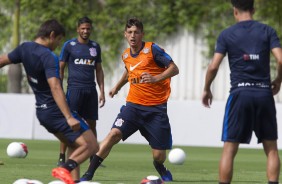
[77,16,93,27]
[36,19,65,38]
[231,0,254,11]
[125,18,143,32]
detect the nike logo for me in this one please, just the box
[129,61,143,71]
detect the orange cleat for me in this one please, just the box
[52,167,74,184]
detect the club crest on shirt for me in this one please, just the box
[89,47,97,57]
[70,41,76,46]
[123,53,129,59]
[114,118,124,127]
[143,47,150,54]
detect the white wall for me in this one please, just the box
[1,93,282,149]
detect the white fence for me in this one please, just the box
[1,93,282,149]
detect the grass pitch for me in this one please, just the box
[0,139,280,183]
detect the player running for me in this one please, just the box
[80,17,179,182]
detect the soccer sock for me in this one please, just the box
[268,182,279,184]
[59,153,65,162]
[219,182,230,184]
[62,159,78,172]
[87,155,104,175]
[153,161,167,176]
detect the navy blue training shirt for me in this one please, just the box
[59,38,102,89]
[215,20,281,91]
[8,42,60,107]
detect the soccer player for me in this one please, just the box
[58,16,105,166]
[0,19,99,184]
[202,0,282,184]
[80,17,179,182]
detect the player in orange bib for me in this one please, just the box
[80,17,179,182]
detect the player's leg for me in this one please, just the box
[141,110,173,181]
[152,149,172,181]
[80,104,138,181]
[80,128,123,181]
[57,142,67,166]
[263,140,280,183]
[53,129,98,183]
[219,142,239,183]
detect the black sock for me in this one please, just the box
[153,161,167,176]
[62,159,78,172]
[268,182,279,184]
[219,182,230,184]
[87,155,104,175]
[89,155,94,162]
[59,153,65,162]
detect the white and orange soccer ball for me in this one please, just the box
[7,142,28,158]
[140,175,164,184]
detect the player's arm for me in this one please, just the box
[141,62,179,83]
[95,62,105,107]
[47,77,80,131]
[59,61,66,83]
[202,53,224,108]
[0,54,12,68]
[271,47,282,95]
[109,69,128,98]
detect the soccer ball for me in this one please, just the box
[168,148,186,165]
[7,142,28,158]
[27,180,44,184]
[48,181,65,184]
[140,175,164,184]
[13,179,30,184]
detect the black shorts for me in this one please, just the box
[222,88,277,143]
[112,104,172,150]
[66,88,98,120]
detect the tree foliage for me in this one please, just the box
[0,0,281,70]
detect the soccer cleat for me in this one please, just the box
[80,171,94,181]
[52,167,75,184]
[161,169,173,181]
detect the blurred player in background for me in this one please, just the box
[202,0,282,183]
[80,17,179,182]
[0,19,98,184]
[58,16,105,166]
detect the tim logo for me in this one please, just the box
[243,54,259,61]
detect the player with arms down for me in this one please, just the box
[202,0,282,184]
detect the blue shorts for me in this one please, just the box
[36,105,89,144]
[222,88,277,143]
[66,88,98,120]
[112,104,172,150]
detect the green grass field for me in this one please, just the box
[0,138,280,184]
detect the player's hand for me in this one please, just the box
[109,88,118,98]
[99,93,105,108]
[140,72,156,83]
[66,116,80,131]
[271,77,282,95]
[202,89,213,108]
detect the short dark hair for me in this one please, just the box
[77,16,93,27]
[231,0,254,11]
[125,18,143,32]
[36,19,65,38]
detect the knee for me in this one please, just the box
[153,150,166,163]
[108,128,123,143]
